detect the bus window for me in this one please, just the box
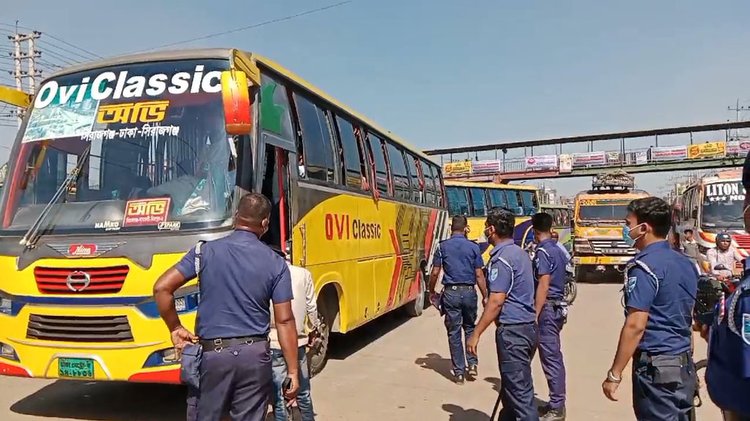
[366,133,389,197]
[292,93,335,182]
[446,186,469,216]
[488,189,507,209]
[519,190,538,216]
[386,142,410,201]
[421,160,436,205]
[334,116,364,190]
[260,74,294,140]
[469,187,487,217]
[504,189,523,216]
[406,154,422,203]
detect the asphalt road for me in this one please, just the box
[0,284,722,420]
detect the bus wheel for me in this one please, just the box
[405,273,426,317]
[308,287,338,377]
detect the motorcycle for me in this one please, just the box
[564,262,577,305]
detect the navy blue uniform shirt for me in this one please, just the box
[433,233,484,285]
[533,238,568,300]
[487,239,536,324]
[706,259,750,415]
[624,241,698,355]
[175,230,293,340]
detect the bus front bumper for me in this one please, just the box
[574,255,632,267]
[0,303,194,383]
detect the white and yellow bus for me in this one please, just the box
[444,181,540,259]
[0,49,448,382]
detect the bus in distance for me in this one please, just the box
[674,169,749,260]
[0,49,447,382]
[444,181,540,259]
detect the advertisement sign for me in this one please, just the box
[635,150,648,165]
[571,151,606,167]
[559,154,572,173]
[687,142,726,159]
[649,146,688,162]
[471,160,501,175]
[123,197,171,227]
[524,155,558,171]
[443,161,473,177]
[727,140,750,156]
[606,152,622,164]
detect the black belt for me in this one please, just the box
[445,284,475,290]
[200,335,268,352]
[634,350,691,365]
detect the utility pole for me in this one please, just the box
[8,28,41,125]
[728,98,749,140]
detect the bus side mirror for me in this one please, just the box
[691,209,698,219]
[220,70,252,136]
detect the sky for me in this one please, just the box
[2,0,750,196]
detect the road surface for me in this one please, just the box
[0,284,722,420]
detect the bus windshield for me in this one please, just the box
[701,181,745,230]
[0,59,238,235]
[578,204,629,221]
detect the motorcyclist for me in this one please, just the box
[707,233,743,281]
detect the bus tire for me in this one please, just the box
[405,272,426,317]
[308,286,338,377]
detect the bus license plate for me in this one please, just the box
[58,358,94,379]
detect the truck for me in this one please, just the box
[572,170,649,281]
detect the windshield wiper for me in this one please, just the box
[20,144,92,249]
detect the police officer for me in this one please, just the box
[602,197,698,420]
[699,259,750,420]
[153,193,300,421]
[531,213,569,421]
[429,215,488,384]
[467,207,539,421]
[696,156,750,420]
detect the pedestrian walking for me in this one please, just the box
[428,215,488,384]
[602,197,698,420]
[467,207,539,421]
[153,193,300,421]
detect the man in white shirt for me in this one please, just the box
[269,249,320,421]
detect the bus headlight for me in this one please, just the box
[0,341,19,361]
[143,347,179,368]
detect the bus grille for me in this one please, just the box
[34,266,129,294]
[590,239,637,255]
[26,314,134,342]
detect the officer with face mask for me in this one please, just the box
[601,197,698,420]
[694,151,750,421]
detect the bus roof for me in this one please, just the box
[444,180,538,191]
[574,189,649,200]
[693,169,742,185]
[43,48,435,162]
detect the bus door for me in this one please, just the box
[258,138,294,254]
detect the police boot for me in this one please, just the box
[540,406,565,421]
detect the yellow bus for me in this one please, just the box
[0,49,448,382]
[540,203,572,253]
[444,181,540,258]
[572,171,649,281]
